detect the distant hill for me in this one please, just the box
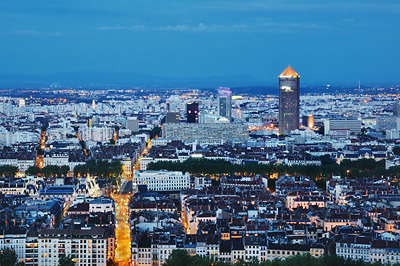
[0,72,269,88]
[0,72,397,95]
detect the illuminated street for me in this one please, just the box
[113,193,132,266]
[112,139,151,265]
[35,129,46,168]
[113,173,133,265]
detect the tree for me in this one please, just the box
[320,155,335,165]
[140,126,162,139]
[106,259,117,266]
[393,146,400,156]
[61,165,70,177]
[317,125,325,135]
[150,126,162,138]
[73,164,88,177]
[74,159,122,179]
[162,251,395,266]
[42,165,59,177]
[57,255,75,266]
[0,165,18,177]
[0,248,17,266]
[25,166,41,176]
[163,249,193,266]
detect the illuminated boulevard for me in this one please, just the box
[112,141,151,265]
[35,129,46,168]
[113,183,132,266]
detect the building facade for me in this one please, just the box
[324,118,362,135]
[36,228,113,266]
[126,117,139,132]
[162,123,249,145]
[166,112,181,124]
[133,170,190,191]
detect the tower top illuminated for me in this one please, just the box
[279,65,299,78]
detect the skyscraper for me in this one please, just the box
[218,87,232,120]
[187,102,199,123]
[279,65,300,135]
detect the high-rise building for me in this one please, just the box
[279,65,300,135]
[186,102,199,123]
[218,87,232,120]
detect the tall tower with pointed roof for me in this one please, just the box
[279,65,300,135]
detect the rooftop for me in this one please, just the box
[279,65,299,78]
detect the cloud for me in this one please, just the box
[12,30,65,37]
[95,23,208,32]
[161,21,333,33]
[94,21,330,34]
[95,25,145,31]
[160,23,208,31]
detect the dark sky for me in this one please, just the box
[1,0,399,85]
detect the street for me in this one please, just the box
[112,139,151,265]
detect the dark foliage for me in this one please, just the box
[0,248,17,266]
[163,250,398,266]
[148,157,397,180]
[57,255,75,266]
[0,165,19,176]
[73,159,123,179]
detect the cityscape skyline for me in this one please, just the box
[1,1,400,266]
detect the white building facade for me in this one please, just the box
[133,170,190,191]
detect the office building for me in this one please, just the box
[166,111,181,124]
[324,118,361,136]
[376,116,400,132]
[279,65,300,135]
[126,117,139,132]
[218,87,232,120]
[187,102,199,123]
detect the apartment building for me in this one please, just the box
[133,170,190,192]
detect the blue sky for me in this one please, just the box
[0,0,399,85]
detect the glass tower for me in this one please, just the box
[279,65,300,135]
[187,102,199,123]
[218,87,232,120]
